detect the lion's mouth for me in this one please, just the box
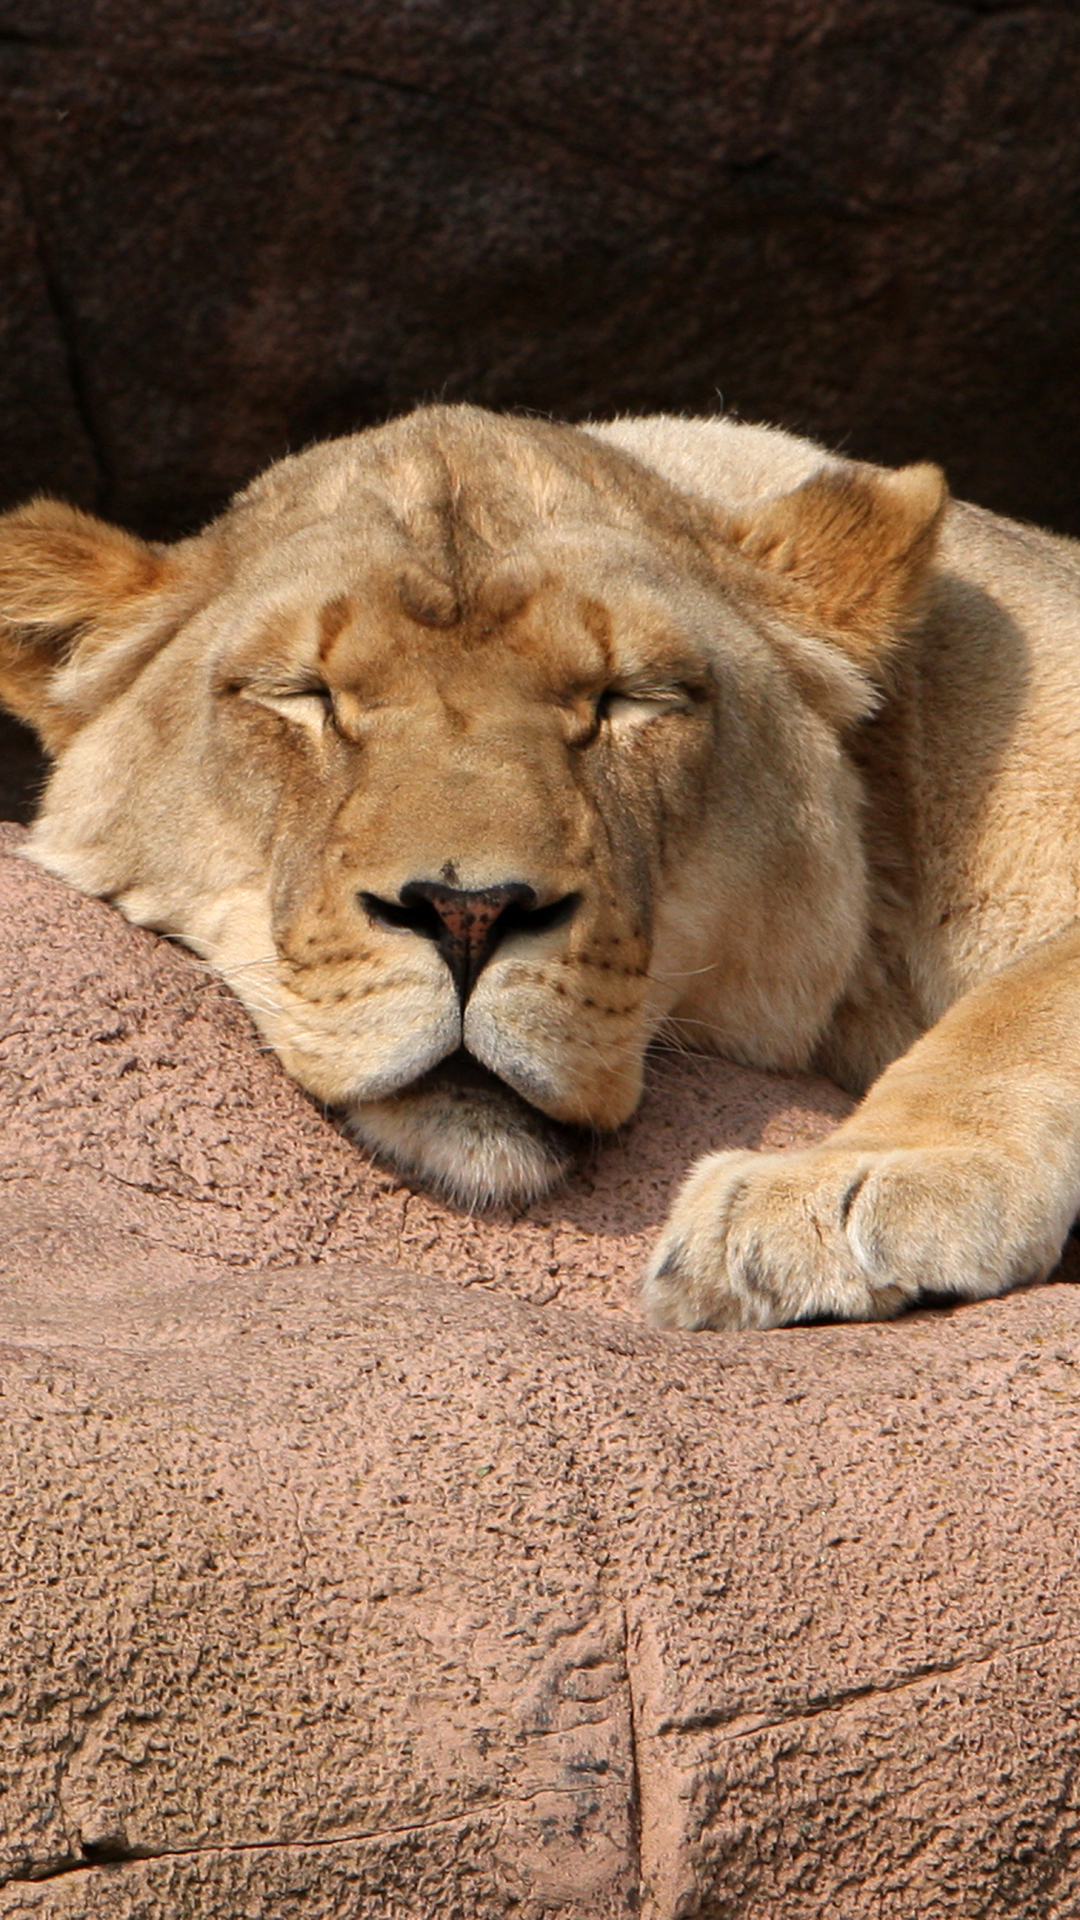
[344,1046,585,1210]
[413,1045,534,1099]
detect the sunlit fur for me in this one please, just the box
[7,404,1080,1323]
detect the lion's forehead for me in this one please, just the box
[211,535,715,707]
[216,410,729,679]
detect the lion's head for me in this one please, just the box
[0,406,944,1205]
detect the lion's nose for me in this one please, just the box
[360,879,579,1001]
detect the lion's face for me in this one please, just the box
[4,407,940,1205]
[195,517,726,1204]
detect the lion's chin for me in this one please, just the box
[344,1049,581,1210]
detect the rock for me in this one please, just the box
[0,150,97,511]
[0,716,44,825]
[3,826,1080,1917]
[0,2,1079,538]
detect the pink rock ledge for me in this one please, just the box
[2,823,1079,1919]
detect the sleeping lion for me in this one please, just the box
[4,404,1080,1330]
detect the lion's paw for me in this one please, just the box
[643,1143,1053,1331]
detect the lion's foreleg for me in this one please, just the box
[644,926,1080,1330]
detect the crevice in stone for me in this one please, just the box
[658,1627,1072,1743]
[0,130,109,511]
[623,1604,644,1915]
[2,1807,490,1886]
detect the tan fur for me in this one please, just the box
[7,403,1080,1327]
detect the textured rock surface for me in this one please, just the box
[1,0,1080,544]
[3,826,1080,1916]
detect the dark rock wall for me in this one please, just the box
[2,0,1080,812]
[2,1,1079,538]
[0,718,42,825]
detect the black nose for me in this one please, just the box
[360,880,579,1000]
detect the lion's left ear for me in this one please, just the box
[729,460,948,673]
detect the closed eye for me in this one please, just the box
[596,683,700,723]
[238,683,338,732]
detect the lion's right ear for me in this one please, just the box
[0,498,195,754]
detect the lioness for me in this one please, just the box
[4,404,1080,1330]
